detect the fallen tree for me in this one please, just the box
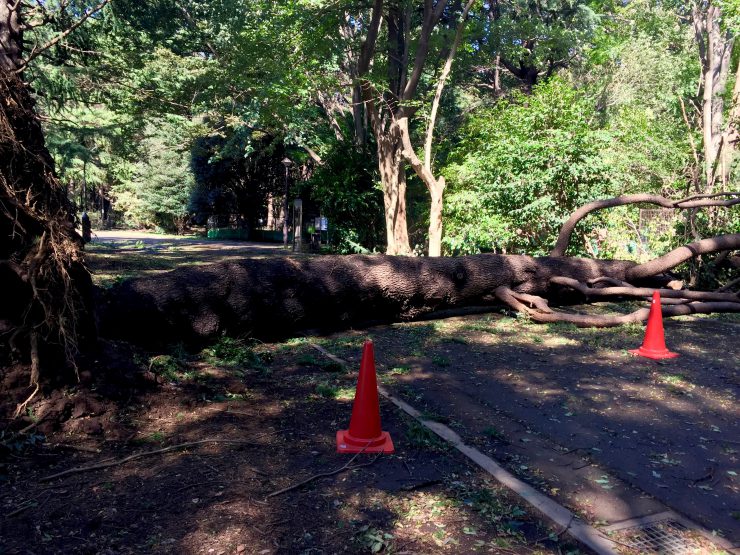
[98,224,740,346]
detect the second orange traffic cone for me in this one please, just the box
[629,291,678,360]
[336,340,395,454]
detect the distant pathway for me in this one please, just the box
[92,229,294,258]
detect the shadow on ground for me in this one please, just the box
[320,313,739,546]
[1,337,580,554]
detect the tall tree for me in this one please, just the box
[691,0,738,193]
[355,0,479,255]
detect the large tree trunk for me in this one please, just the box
[693,2,734,193]
[97,253,638,346]
[376,132,411,255]
[427,179,444,256]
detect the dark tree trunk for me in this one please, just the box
[0,0,22,72]
[97,253,637,347]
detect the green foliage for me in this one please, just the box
[405,420,446,450]
[202,337,270,372]
[444,78,620,255]
[304,142,384,253]
[30,0,738,264]
[110,116,196,232]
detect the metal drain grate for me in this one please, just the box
[613,519,699,554]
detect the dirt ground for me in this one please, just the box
[1,339,580,554]
[2,233,738,554]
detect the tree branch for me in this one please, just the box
[401,0,449,103]
[18,0,111,72]
[550,193,740,256]
[495,286,740,328]
[397,117,438,193]
[626,233,740,281]
[358,0,384,75]
[424,0,475,171]
[550,276,738,303]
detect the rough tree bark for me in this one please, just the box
[691,1,737,196]
[0,0,22,72]
[97,253,638,346]
[97,226,739,346]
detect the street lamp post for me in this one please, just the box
[281,157,292,248]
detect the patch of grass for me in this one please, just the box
[321,336,366,352]
[287,337,308,345]
[657,373,694,395]
[404,324,436,337]
[316,382,339,398]
[431,355,450,367]
[398,384,423,402]
[297,354,319,366]
[421,411,450,424]
[202,337,270,373]
[482,426,504,440]
[133,431,166,445]
[446,336,469,345]
[297,353,345,372]
[405,420,446,450]
[452,484,526,536]
[546,321,578,334]
[225,392,250,401]
[388,365,411,375]
[462,322,495,333]
[149,354,186,382]
[321,360,345,373]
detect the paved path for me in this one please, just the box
[335,316,740,547]
[92,230,293,257]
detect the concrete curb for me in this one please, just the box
[311,343,620,554]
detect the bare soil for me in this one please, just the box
[1,339,577,554]
[2,233,737,553]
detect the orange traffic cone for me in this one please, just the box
[336,340,394,454]
[629,291,678,359]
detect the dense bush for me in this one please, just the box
[304,142,384,253]
[443,79,620,256]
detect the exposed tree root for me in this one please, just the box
[1,67,93,384]
[39,439,260,483]
[494,285,740,327]
[551,276,739,303]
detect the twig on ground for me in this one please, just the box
[532,514,574,544]
[5,491,52,517]
[39,439,258,482]
[265,449,382,499]
[49,443,101,453]
[401,478,441,491]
